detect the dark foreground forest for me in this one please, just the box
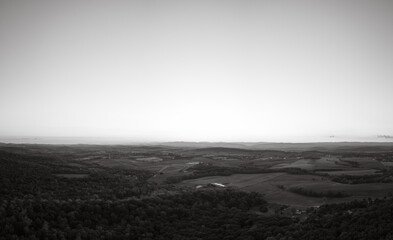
[1,147,393,240]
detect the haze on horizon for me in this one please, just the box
[1,0,393,143]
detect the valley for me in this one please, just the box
[2,142,393,239]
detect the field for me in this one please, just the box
[2,142,393,239]
[1,142,393,209]
[318,169,380,176]
[181,172,393,207]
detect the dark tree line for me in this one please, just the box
[2,191,393,240]
[288,187,349,198]
[0,190,274,240]
[331,169,393,184]
[0,150,156,201]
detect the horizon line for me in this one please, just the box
[1,135,393,146]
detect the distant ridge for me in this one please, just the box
[1,139,393,152]
[157,141,393,152]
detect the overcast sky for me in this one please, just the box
[1,0,393,142]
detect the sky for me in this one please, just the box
[1,0,393,142]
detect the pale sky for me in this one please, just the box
[1,0,393,142]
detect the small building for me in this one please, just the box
[209,183,226,188]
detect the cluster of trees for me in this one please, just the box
[0,150,156,201]
[331,169,393,184]
[0,190,277,240]
[375,153,393,162]
[288,187,349,198]
[293,197,393,240]
[3,190,393,239]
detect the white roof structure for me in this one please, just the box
[211,183,226,187]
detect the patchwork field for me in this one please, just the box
[183,172,285,187]
[2,142,393,209]
[318,169,380,176]
[182,170,393,207]
[3,142,393,240]
[270,156,356,170]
